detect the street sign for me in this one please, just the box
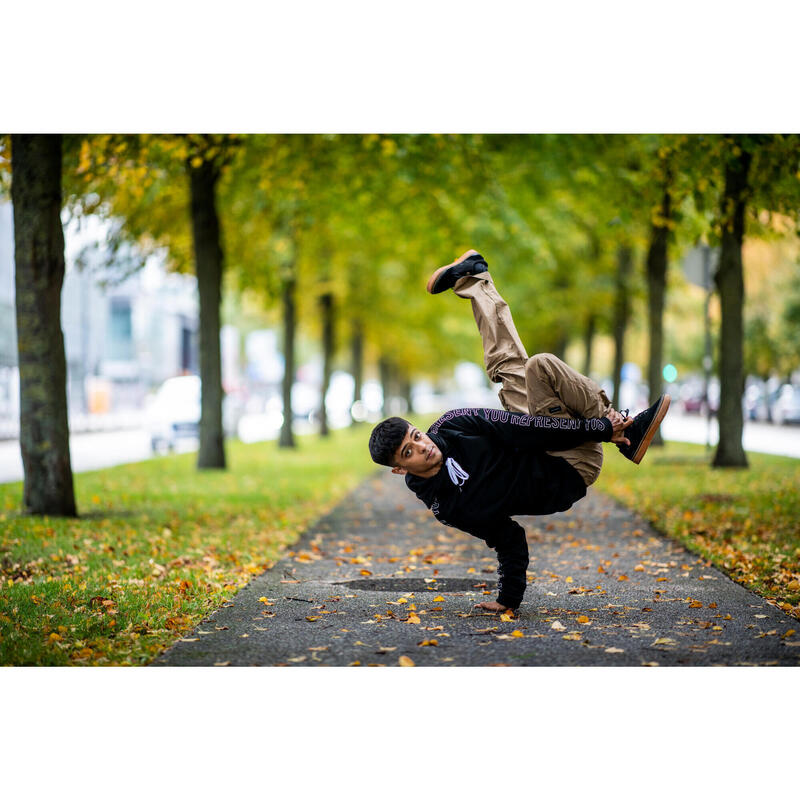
[682,245,720,290]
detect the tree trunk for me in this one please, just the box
[379,357,392,417]
[582,313,595,377]
[189,156,226,469]
[319,292,334,436]
[11,134,77,516]
[552,332,568,363]
[401,376,414,415]
[646,187,670,446]
[612,245,633,411]
[350,319,363,425]
[713,142,751,468]
[279,270,297,448]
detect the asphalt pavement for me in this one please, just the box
[154,469,800,667]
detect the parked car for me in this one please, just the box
[146,375,240,453]
[771,384,800,425]
[744,380,771,422]
[680,378,718,415]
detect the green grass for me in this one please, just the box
[0,426,377,665]
[596,440,800,619]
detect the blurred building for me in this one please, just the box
[0,202,200,437]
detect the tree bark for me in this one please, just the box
[319,292,334,436]
[350,319,363,425]
[582,313,595,377]
[11,134,77,516]
[379,357,392,417]
[189,156,226,469]
[279,270,297,448]
[612,244,633,411]
[713,141,752,468]
[646,186,670,446]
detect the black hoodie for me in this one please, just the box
[405,407,613,609]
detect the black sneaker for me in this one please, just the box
[617,394,671,464]
[426,249,489,294]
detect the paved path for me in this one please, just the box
[155,471,799,667]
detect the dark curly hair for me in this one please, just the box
[368,417,410,466]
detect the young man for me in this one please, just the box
[368,249,670,613]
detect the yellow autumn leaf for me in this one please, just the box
[398,655,415,667]
[467,567,476,573]
[500,612,514,622]
[305,616,320,622]
[577,615,590,624]
[688,601,703,608]
[618,575,629,582]
[258,597,273,605]
[360,569,372,576]
[605,647,624,654]
[510,630,524,638]
[433,595,445,602]
[406,613,421,624]
[418,639,438,647]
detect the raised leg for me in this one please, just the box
[525,353,611,486]
[453,272,529,413]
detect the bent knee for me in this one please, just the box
[525,353,558,375]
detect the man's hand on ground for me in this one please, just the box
[474,600,511,612]
[605,409,634,446]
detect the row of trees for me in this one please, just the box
[1,133,799,516]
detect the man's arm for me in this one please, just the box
[463,518,529,612]
[429,407,621,452]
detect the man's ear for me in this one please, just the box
[391,466,407,475]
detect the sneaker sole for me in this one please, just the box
[631,394,671,464]
[426,249,480,294]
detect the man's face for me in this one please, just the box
[391,424,443,479]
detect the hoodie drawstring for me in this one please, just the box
[445,457,469,487]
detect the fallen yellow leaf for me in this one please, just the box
[688,601,703,608]
[577,615,590,624]
[406,613,421,624]
[433,595,445,602]
[500,612,514,622]
[618,575,629,582]
[605,647,624,654]
[510,630,524,638]
[360,569,372,576]
[398,655,415,667]
[417,639,438,646]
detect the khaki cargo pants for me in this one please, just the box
[454,272,611,486]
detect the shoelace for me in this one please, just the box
[615,409,631,449]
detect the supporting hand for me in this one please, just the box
[474,600,511,613]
